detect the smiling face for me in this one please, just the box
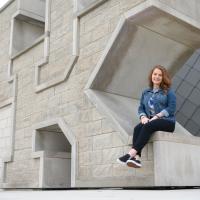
[151,68,163,87]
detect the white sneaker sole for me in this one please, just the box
[127,160,142,168]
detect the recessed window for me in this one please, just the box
[33,124,72,188]
[10,0,46,57]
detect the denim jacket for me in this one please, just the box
[138,88,176,122]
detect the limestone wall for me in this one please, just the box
[0,0,199,188]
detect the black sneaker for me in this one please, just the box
[117,154,131,165]
[127,157,142,168]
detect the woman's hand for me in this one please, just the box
[141,116,149,124]
[149,115,159,122]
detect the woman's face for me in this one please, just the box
[152,68,163,87]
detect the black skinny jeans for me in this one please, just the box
[132,119,175,157]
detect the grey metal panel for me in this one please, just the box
[177,81,193,98]
[192,107,200,125]
[185,69,200,86]
[181,100,196,118]
[175,64,191,79]
[185,51,199,66]
[193,57,200,71]
[176,111,188,126]
[172,76,182,91]
[185,120,200,136]
[174,50,200,136]
[175,93,185,111]
[190,88,200,106]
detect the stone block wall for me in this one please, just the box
[0,0,200,188]
[0,1,16,102]
[0,106,12,159]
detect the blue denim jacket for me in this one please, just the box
[138,88,176,122]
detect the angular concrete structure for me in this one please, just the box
[84,1,200,186]
[85,2,200,141]
[0,0,200,188]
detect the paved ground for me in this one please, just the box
[0,189,199,200]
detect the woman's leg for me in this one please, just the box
[133,119,175,154]
[131,123,143,157]
[117,123,143,164]
[117,119,174,165]
[127,119,175,168]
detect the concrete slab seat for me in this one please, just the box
[150,131,200,186]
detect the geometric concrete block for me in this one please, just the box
[153,132,200,186]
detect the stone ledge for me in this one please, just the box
[76,175,153,187]
[153,132,200,186]
[151,131,200,146]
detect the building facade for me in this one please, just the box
[0,0,200,188]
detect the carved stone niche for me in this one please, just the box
[10,0,46,57]
[32,120,76,188]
